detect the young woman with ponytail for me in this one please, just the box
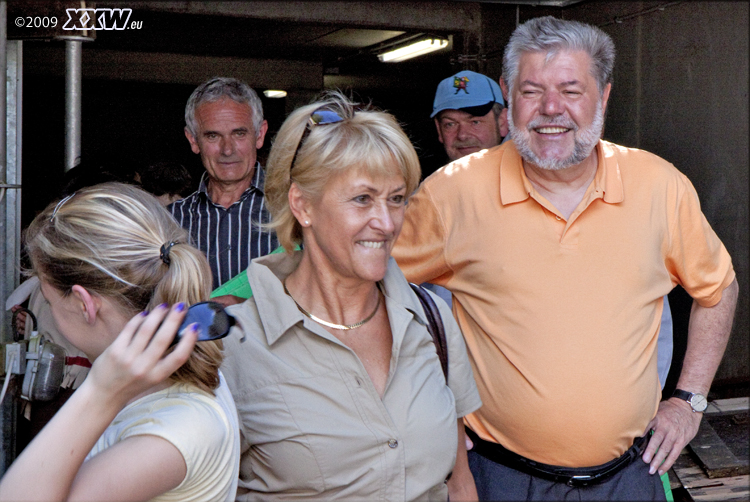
[0,182,239,502]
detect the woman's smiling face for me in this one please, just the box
[301,165,407,284]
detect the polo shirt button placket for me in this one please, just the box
[387,439,398,449]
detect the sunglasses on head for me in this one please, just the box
[172,301,237,346]
[289,108,348,180]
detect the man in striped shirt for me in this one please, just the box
[169,77,278,289]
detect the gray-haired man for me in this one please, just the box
[394,16,737,500]
[169,77,278,289]
[429,69,677,390]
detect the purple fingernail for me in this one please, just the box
[158,303,169,310]
[140,310,149,317]
[190,322,199,332]
[175,302,186,312]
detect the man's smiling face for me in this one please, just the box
[508,49,610,171]
[185,97,267,186]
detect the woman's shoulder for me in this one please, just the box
[102,383,240,502]
[88,381,238,465]
[119,383,230,430]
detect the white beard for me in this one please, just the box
[509,99,604,171]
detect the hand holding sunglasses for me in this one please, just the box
[172,301,237,346]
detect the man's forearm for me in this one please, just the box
[642,278,739,475]
[675,278,738,395]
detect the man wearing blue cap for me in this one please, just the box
[432,70,509,162]
[422,71,510,307]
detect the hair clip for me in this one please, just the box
[160,241,178,265]
[49,193,76,222]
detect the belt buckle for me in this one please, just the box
[566,475,594,487]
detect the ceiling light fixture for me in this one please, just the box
[263,90,287,98]
[377,38,449,63]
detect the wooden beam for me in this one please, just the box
[704,397,750,415]
[673,448,750,501]
[689,418,749,479]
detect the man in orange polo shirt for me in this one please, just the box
[428,68,678,392]
[393,16,738,501]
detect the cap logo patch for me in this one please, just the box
[453,76,470,94]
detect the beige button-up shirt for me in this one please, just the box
[222,252,481,501]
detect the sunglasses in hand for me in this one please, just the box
[172,301,237,346]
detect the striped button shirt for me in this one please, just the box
[168,164,278,289]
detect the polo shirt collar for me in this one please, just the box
[499,140,624,205]
[499,142,531,205]
[247,251,430,346]
[594,140,624,203]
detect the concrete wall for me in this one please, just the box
[483,1,749,388]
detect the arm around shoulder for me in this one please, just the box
[394,184,452,285]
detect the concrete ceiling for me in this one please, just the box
[89,1,580,60]
[90,2,478,66]
[9,1,583,92]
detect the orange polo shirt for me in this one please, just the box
[392,140,735,467]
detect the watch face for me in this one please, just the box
[690,394,708,412]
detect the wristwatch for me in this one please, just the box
[672,389,708,413]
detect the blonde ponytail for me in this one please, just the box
[26,182,222,393]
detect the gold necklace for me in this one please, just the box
[283,279,381,330]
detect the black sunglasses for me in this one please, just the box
[172,301,237,346]
[289,108,346,179]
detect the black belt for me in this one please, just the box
[465,427,649,488]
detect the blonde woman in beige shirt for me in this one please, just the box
[220,92,482,501]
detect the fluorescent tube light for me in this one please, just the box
[378,38,449,63]
[263,90,287,98]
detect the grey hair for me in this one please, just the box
[184,77,264,137]
[502,16,615,96]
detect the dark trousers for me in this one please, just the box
[468,448,668,501]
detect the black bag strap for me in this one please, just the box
[409,283,448,382]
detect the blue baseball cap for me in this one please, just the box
[431,70,505,118]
